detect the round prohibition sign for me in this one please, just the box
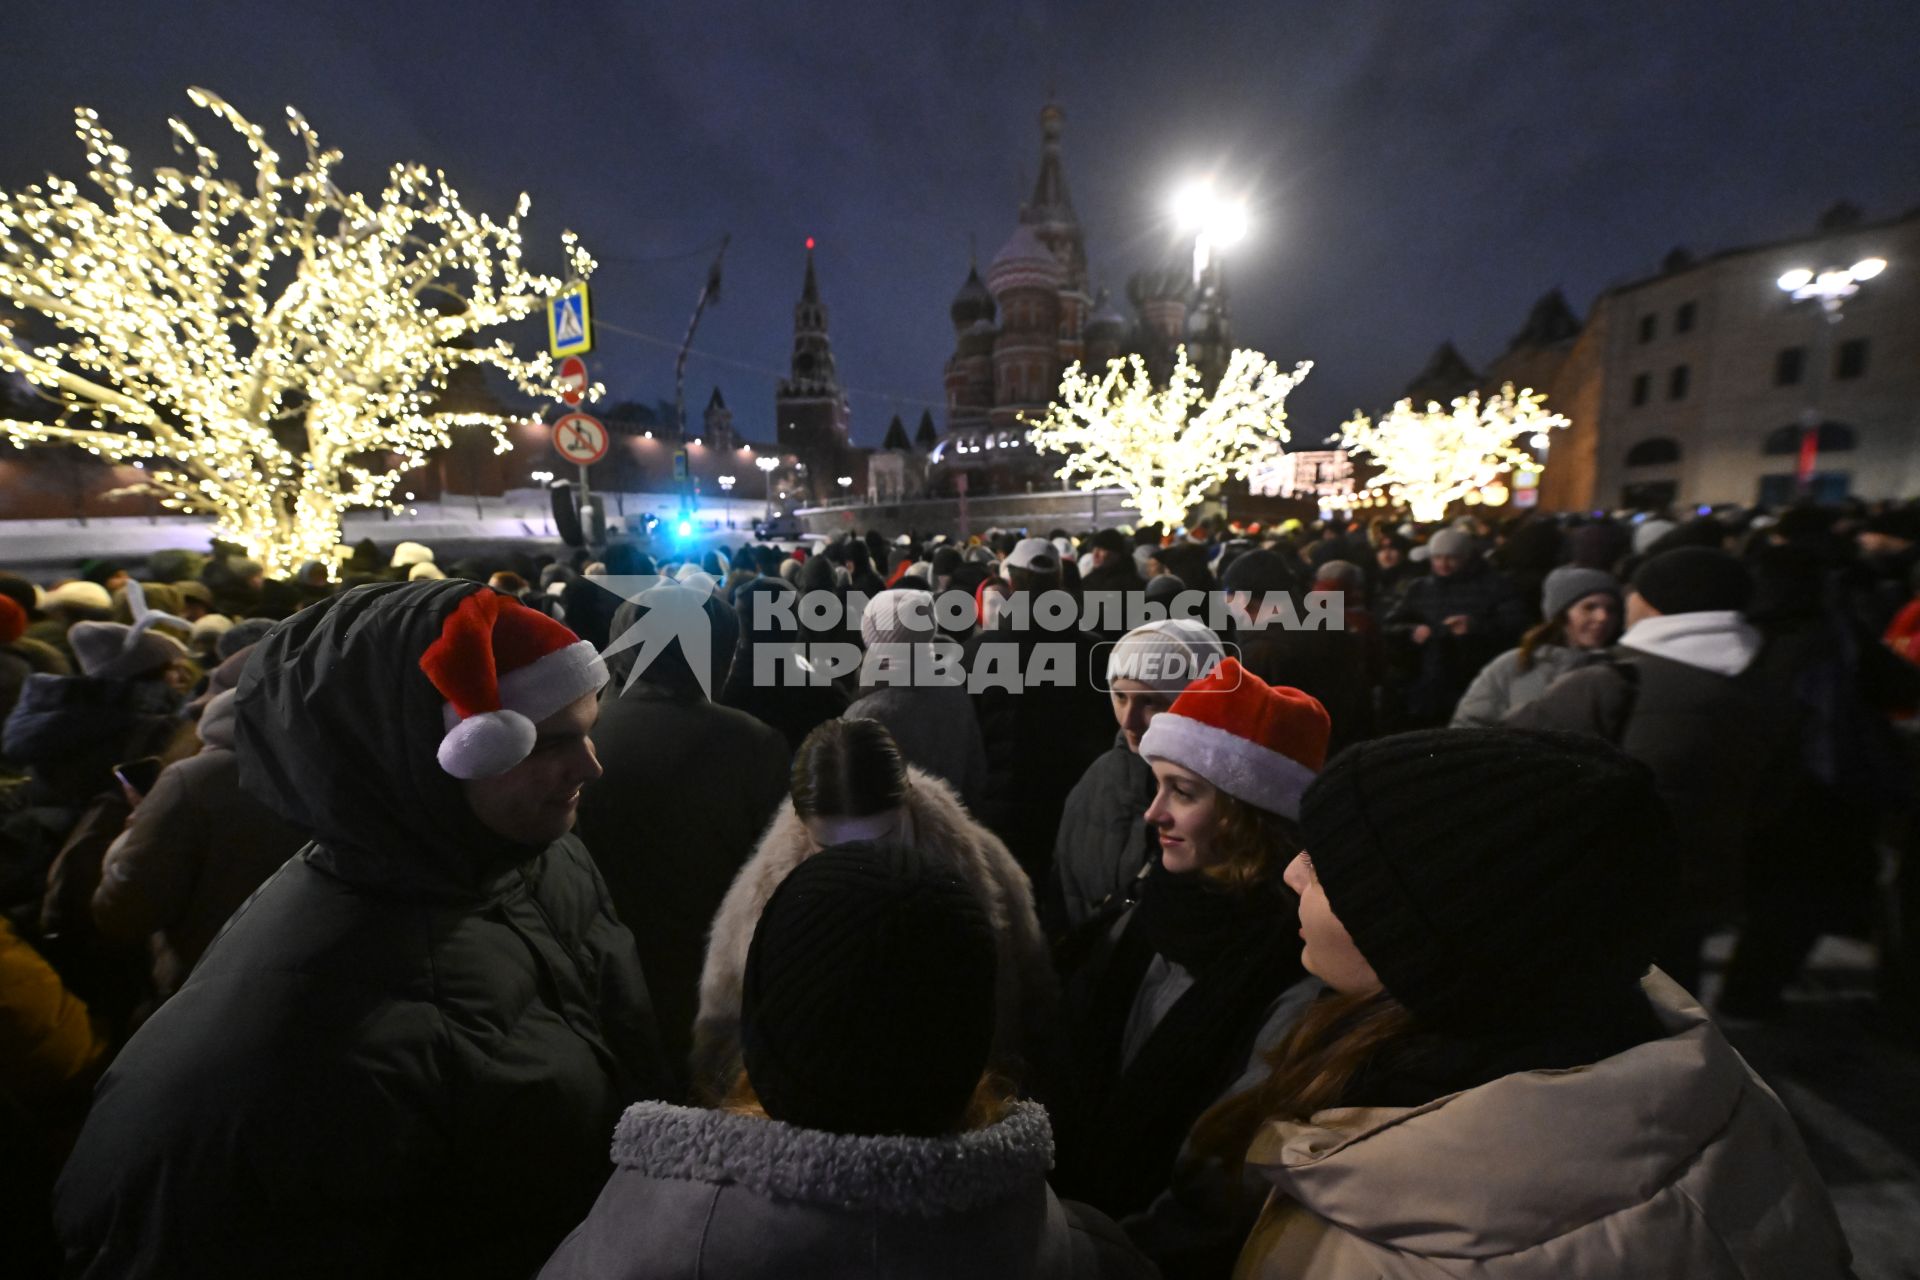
[551,412,609,466]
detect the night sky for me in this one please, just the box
[3,1,1915,447]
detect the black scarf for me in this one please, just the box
[1051,866,1303,1219]
[1340,983,1668,1109]
[1133,862,1284,973]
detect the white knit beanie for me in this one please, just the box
[1105,619,1226,697]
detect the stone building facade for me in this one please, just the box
[1590,205,1919,510]
[1402,203,1918,514]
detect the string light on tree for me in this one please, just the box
[1025,345,1311,530]
[0,88,595,574]
[1337,385,1566,522]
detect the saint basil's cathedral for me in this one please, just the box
[929,103,1236,495]
[768,102,1236,504]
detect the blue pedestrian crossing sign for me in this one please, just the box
[548,282,593,357]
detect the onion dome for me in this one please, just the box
[987,224,1064,297]
[1126,259,1190,310]
[950,265,997,329]
[1085,289,1129,345]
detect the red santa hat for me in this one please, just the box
[1137,657,1329,820]
[419,589,608,780]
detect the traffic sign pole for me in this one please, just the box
[550,411,610,550]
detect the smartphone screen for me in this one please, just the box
[113,757,163,797]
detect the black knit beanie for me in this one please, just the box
[1300,728,1673,1032]
[741,841,998,1137]
[1631,547,1752,615]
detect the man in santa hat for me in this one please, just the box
[55,579,669,1279]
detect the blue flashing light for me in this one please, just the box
[677,520,693,538]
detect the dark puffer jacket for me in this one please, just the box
[1049,736,1157,934]
[964,618,1115,877]
[54,581,669,1280]
[1383,561,1529,723]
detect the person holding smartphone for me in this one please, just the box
[91,691,306,1000]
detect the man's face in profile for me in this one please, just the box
[463,692,603,846]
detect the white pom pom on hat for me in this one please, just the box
[419,588,609,780]
[436,708,539,780]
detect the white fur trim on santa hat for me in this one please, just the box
[439,638,608,734]
[1139,712,1317,820]
[438,709,539,780]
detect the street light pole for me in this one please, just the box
[756,455,779,522]
[1776,256,1885,497]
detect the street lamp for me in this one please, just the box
[836,475,853,504]
[717,474,736,528]
[1776,255,1887,495]
[755,454,779,520]
[1171,177,1250,284]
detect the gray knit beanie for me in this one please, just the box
[1541,567,1620,621]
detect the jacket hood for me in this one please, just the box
[1245,973,1749,1258]
[197,688,238,750]
[605,590,739,701]
[610,1100,1052,1217]
[1621,610,1761,677]
[233,580,533,897]
[1,671,182,763]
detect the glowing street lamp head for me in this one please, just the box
[1171,177,1250,247]
[1172,180,1213,233]
[1777,268,1814,292]
[1852,257,1886,280]
[755,456,779,473]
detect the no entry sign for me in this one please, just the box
[557,356,589,406]
[551,412,609,466]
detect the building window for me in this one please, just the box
[1625,438,1681,467]
[1638,314,1657,343]
[1631,373,1650,406]
[1775,347,1804,386]
[1835,338,1870,380]
[1675,302,1696,333]
[1763,422,1856,455]
[1668,365,1690,401]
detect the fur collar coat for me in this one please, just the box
[691,766,1056,1098]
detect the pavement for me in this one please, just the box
[1703,934,1920,1280]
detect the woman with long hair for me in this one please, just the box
[690,718,1053,1101]
[1451,565,1620,726]
[542,842,1154,1279]
[1200,727,1850,1279]
[1047,658,1329,1272]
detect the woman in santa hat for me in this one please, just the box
[1046,658,1329,1277]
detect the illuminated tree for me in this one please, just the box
[0,88,594,574]
[1025,346,1311,530]
[1338,385,1566,522]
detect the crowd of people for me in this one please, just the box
[5,499,1915,1276]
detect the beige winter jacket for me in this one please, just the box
[690,767,1057,1098]
[1234,974,1850,1279]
